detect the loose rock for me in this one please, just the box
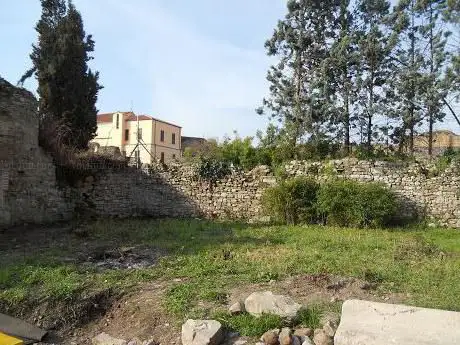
[322,320,337,337]
[279,328,292,345]
[312,329,333,345]
[301,337,314,345]
[261,329,280,345]
[229,301,245,315]
[245,291,303,318]
[292,335,301,345]
[181,319,224,345]
[293,329,313,338]
[92,332,127,345]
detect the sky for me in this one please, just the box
[1,0,286,140]
[1,0,458,140]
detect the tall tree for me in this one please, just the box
[355,0,396,151]
[417,0,451,155]
[388,0,426,153]
[322,0,360,153]
[257,0,338,149]
[20,0,102,150]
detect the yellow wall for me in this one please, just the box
[414,131,460,149]
[154,121,181,149]
[123,120,154,163]
[93,123,114,147]
[91,113,182,164]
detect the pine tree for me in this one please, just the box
[20,0,102,150]
[417,0,451,155]
[446,0,460,99]
[322,0,359,153]
[257,0,338,148]
[387,0,426,153]
[355,0,396,151]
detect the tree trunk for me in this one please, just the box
[409,6,416,154]
[344,89,351,153]
[428,112,434,157]
[428,2,435,157]
[367,81,373,152]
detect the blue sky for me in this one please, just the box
[1,0,285,139]
[1,0,458,140]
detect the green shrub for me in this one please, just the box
[317,179,397,228]
[261,177,319,224]
[198,158,231,185]
[436,148,460,172]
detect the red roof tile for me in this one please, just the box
[97,112,181,128]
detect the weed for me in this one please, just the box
[293,306,322,329]
[214,312,284,336]
[164,283,196,316]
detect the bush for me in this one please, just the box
[261,177,319,224]
[198,158,231,186]
[436,148,460,172]
[317,179,397,228]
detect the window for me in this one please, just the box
[116,114,119,129]
[172,133,176,145]
[125,129,129,141]
[138,128,142,140]
[160,152,165,163]
[160,130,165,142]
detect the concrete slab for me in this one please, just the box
[334,300,460,345]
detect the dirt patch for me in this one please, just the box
[58,273,409,344]
[228,273,407,307]
[64,281,180,345]
[80,246,167,270]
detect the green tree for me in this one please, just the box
[322,0,360,153]
[355,0,396,151]
[258,0,339,148]
[20,0,102,150]
[387,0,426,153]
[417,0,451,155]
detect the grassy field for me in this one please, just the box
[1,219,459,332]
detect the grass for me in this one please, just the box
[1,219,460,327]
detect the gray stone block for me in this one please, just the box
[334,300,460,345]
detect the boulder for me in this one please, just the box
[334,300,460,345]
[312,329,333,345]
[181,320,224,345]
[244,291,302,318]
[261,329,280,345]
[92,333,127,345]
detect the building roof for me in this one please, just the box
[97,111,181,128]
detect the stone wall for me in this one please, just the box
[0,78,72,228]
[77,158,460,228]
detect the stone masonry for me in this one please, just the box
[76,158,460,228]
[0,78,72,228]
